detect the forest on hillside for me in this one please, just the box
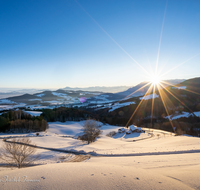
[41,107,95,122]
[0,110,48,133]
[0,86,200,137]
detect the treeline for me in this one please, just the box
[92,95,200,136]
[41,107,96,122]
[0,110,48,133]
[140,116,200,135]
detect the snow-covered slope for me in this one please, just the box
[23,111,43,117]
[166,111,200,120]
[108,101,135,112]
[140,93,159,100]
[0,121,200,189]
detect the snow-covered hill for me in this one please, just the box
[0,121,200,190]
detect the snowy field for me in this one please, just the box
[108,102,135,112]
[172,86,187,90]
[166,111,200,120]
[0,103,26,111]
[23,111,43,117]
[0,121,200,189]
[140,93,159,100]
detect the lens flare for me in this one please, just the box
[80,97,87,103]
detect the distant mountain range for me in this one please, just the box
[116,79,185,97]
[0,79,184,99]
[0,86,131,99]
[61,86,132,93]
[1,78,197,111]
[0,88,52,99]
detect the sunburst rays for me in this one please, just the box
[125,83,154,128]
[161,80,200,96]
[155,0,168,75]
[75,0,200,132]
[151,84,156,128]
[123,74,200,133]
[159,82,196,117]
[75,0,151,77]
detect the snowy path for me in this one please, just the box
[95,149,200,157]
[2,135,200,158]
[0,122,200,190]
[1,121,200,165]
[3,138,90,156]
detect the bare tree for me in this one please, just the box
[0,138,39,168]
[79,119,102,144]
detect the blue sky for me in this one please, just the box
[0,0,200,89]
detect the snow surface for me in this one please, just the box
[166,111,200,120]
[0,105,13,111]
[140,93,159,100]
[94,94,110,100]
[1,121,199,156]
[43,100,63,105]
[1,155,200,190]
[109,101,135,112]
[129,124,141,131]
[0,121,200,189]
[172,86,187,90]
[90,94,113,104]
[0,103,26,111]
[47,121,84,137]
[23,111,43,117]
[36,94,45,97]
[89,100,114,104]
[52,92,68,98]
[27,105,51,110]
[0,99,16,104]
[28,99,42,101]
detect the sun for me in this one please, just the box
[150,75,161,85]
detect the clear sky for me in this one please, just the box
[0,0,200,89]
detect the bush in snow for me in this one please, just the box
[106,131,117,137]
[0,138,40,168]
[78,119,102,144]
[157,134,160,139]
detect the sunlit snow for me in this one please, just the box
[140,93,159,100]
